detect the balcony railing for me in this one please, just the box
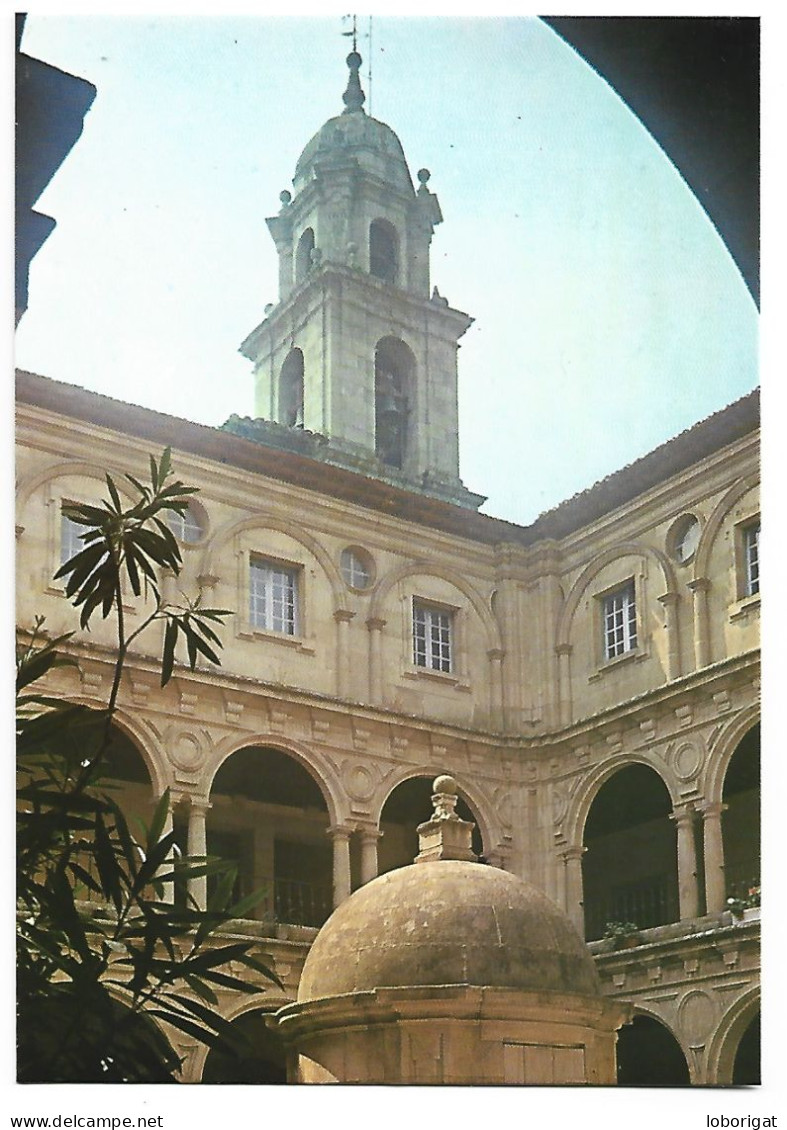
[269,876,332,929]
[585,874,679,941]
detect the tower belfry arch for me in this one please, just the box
[239,47,484,510]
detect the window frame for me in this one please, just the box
[601,580,638,663]
[249,556,300,637]
[743,520,760,598]
[412,598,454,674]
[60,507,88,566]
[166,501,206,545]
[340,546,375,592]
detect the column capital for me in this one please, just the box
[187,797,212,816]
[334,608,355,624]
[357,826,384,844]
[561,844,586,862]
[658,591,680,608]
[670,804,695,826]
[687,576,711,594]
[487,647,505,662]
[327,823,354,842]
[366,617,387,632]
[555,642,573,657]
[697,800,728,819]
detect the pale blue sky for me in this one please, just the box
[16,15,758,526]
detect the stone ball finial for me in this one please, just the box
[433,774,457,795]
[279,189,292,206]
[417,168,431,186]
[342,49,366,114]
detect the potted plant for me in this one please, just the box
[603,921,642,950]
[727,881,760,922]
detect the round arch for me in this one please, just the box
[703,704,761,804]
[693,473,760,580]
[16,460,137,518]
[371,765,501,861]
[295,226,315,284]
[576,758,680,940]
[705,986,760,1084]
[278,348,304,427]
[199,514,346,612]
[556,542,677,649]
[205,733,344,829]
[369,560,503,655]
[187,992,294,1083]
[564,753,680,849]
[369,217,399,283]
[374,336,415,469]
[40,697,169,798]
[616,1007,692,1085]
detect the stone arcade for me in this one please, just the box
[15,47,760,1084]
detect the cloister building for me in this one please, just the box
[15,47,760,1085]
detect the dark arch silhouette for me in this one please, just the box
[542,17,759,305]
[374,336,414,469]
[210,746,332,927]
[722,722,760,900]
[582,763,678,940]
[732,1010,760,1085]
[379,775,484,873]
[295,227,315,284]
[369,218,399,284]
[279,347,304,427]
[202,1009,288,1084]
[616,1014,690,1085]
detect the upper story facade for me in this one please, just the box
[15,370,760,743]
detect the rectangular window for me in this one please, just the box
[413,601,452,673]
[250,559,298,635]
[744,522,760,596]
[602,581,637,661]
[60,510,86,565]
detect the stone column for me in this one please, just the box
[487,647,505,726]
[688,577,711,670]
[699,801,728,913]
[187,800,211,912]
[366,618,386,703]
[670,805,699,920]
[658,591,681,681]
[328,824,353,907]
[561,845,586,935]
[159,801,176,905]
[359,827,382,885]
[555,643,573,728]
[333,609,354,699]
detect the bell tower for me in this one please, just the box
[239,49,484,509]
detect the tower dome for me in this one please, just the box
[293,49,413,193]
[293,110,414,195]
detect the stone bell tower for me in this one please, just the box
[239,49,484,509]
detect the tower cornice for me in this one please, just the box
[240,263,473,362]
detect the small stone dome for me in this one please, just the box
[298,860,601,1002]
[293,113,413,195]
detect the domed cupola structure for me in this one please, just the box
[274,777,630,1085]
[238,51,485,510]
[293,55,414,197]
